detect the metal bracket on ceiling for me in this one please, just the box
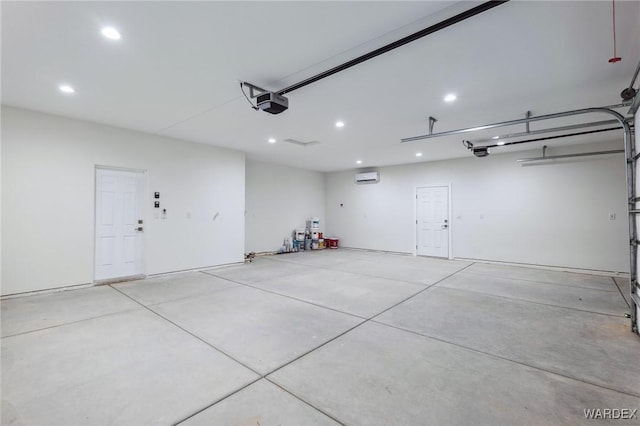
[241,82,268,99]
[621,60,640,102]
[428,116,438,135]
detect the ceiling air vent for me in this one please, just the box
[282,138,320,147]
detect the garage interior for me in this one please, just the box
[2,1,640,425]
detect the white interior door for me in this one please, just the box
[95,168,144,281]
[416,186,449,258]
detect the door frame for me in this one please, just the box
[93,165,148,283]
[414,183,452,259]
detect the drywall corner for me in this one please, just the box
[245,160,325,253]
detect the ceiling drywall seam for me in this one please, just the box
[277,1,509,95]
[153,1,508,136]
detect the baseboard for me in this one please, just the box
[338,247,629,277]
[1,282,95,300]
[456,257,629,278]
[1,262,245,300]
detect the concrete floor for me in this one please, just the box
[1,249,638,425]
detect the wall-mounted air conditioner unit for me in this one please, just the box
[355,171,380,184]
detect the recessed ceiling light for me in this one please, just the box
[356,160,362,164]
[416,152,423,157]
[101,26,121,40]
[59,84,75,94]
[491,136,500,140]
[268,138,276,144]
[443,93,457,102]
[335,121,345,128]
[497,141,505,146]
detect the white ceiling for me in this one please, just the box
[2,1,639,172]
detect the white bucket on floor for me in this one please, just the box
[295,229,305,241]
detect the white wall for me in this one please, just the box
[325,140,629,272]
[245,160,325,253]
[1,106,245,295]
